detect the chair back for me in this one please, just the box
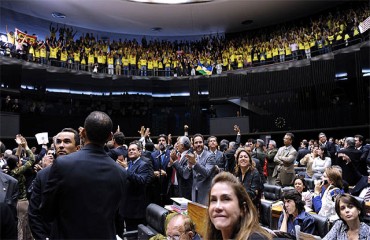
[145,203,169,234]
[260,200,272,228]
[310,213,330,238]
[263,184,282,201]
[304,178,315,192]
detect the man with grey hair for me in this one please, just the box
[253,139,267,183]
[166,213,201,240]
[266,140,278,180]
[318,132,336,159]
[169,136,193,200]
[337,137,366,186]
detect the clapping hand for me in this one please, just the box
[116,155,127,168]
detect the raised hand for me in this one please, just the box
[234,125,240,133]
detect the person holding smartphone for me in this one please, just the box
[313,166,344,222]
[278,189,315,237]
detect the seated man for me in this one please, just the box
[166,214,201,240]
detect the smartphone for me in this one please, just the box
[322,179,328,185]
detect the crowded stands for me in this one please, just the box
[1,2,370,240]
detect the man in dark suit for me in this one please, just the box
[337,137,366,186]
[28,128,80,240]
[121,141,152,232]
[150,134,171,206]
[296,140,311,166]
[318,132,337,160]
[0,202,17,240]
[0,171,18,220]
[351,175,370,197]
[207,136,226,171]
[41,111,127,239]
[169,136,193,201]
[107,131,127,161]
[223,125,241,172]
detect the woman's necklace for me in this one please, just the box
[347,228,359,240]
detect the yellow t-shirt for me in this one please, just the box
[35,48,40,58]
[7,33,15,45]
[60,51,68,61]
[285,46,292,55]
[272,48,279,57]
[88,53,95,64]
[153,59,158,68]
[129,55,136,65]
[97,55,104,64]
[108,56,114,65]
[40,48,46,58]
[140,59,147,67]
[122,57,129,67]
[148,60,153,70]
[49,47,58,59]
[74,52,80,62]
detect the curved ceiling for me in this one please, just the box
[1,0,351,37]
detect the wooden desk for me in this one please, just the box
[271,204,283,230]
[365,201,370,217]
[188,202,208,238]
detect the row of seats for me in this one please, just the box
[135,201,330,239]
[261,183,330,238]
[127,183,369,239]
[261,183,370,238]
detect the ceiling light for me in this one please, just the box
[128,0,211,4]
[151,27,162,32]
[52,12,66,18]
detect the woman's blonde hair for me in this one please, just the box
[205,172,272,240]
[325,166,343,189]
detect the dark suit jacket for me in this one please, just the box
[351,175,369,196]
[0,202,17,240]
[41,144,127,239]
[209,150,226,170]
[0,172,18,219]
[296,148,311,166]
[107,145,128,161]
[237,168,262,204]
[171,150,193,200]
[151,150,171,171]
[323,141,337,160]
[150,150,170,197]
[122,157,152,219]
[224,134,241,172]
[28,166,52,240]
[337,147,365,185]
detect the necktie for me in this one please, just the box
[161,154,165,165]
[364,188,370,202]
[128,161,133,170]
